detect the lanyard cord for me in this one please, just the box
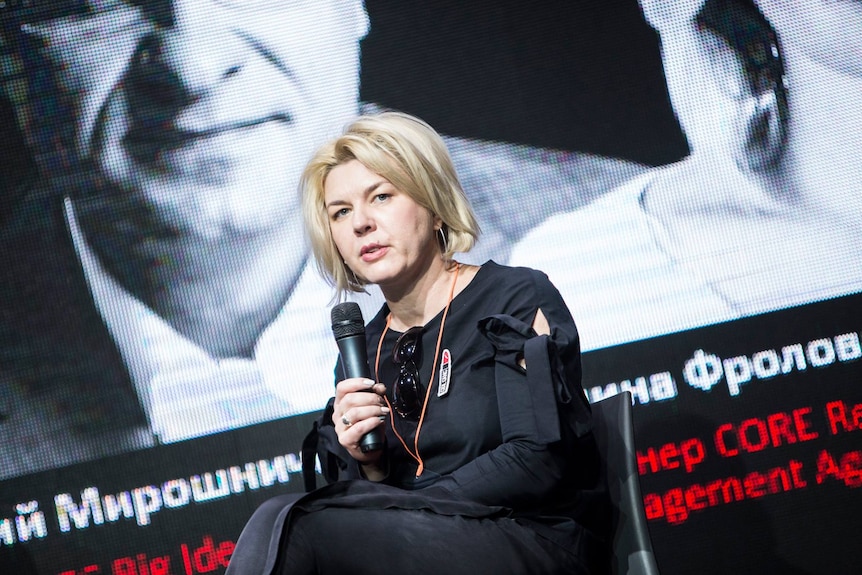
[374,262,461,477]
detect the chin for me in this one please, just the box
[362,265,409,290]
[352,264,388,285]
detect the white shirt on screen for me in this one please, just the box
[65,198,383,443]
[511,168,862,351]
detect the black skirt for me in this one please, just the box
[226,480,602,575]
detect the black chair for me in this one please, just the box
[591,391,660,575]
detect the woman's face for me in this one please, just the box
[755,0,862,78]
[324,159,441,291]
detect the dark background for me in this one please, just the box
[361,0,687,166]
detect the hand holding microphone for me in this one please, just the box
[331,302,387,458]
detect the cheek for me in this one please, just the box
[758,0,862,77]
[403,213,437,251]
[799,20,862,78]
[328,221,352,258]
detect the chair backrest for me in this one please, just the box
[590,391,660,575]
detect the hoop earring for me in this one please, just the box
[437,228,448,254]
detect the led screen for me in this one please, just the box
[1,1,859,573]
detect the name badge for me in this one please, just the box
[438,349,452,397]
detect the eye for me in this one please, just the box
[330,207,350,221]
[373,193,391,203]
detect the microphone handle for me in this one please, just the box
[336,334,384,453]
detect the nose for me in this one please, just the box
[351,205,375,236]
[125,1,247,129]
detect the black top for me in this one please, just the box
[226,261,609,575]
[332,261,607,546]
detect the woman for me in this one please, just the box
[226,112,607,574]
[511,0,862,351]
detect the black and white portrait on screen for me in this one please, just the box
[512,0,862,351]
[0,1,643,480]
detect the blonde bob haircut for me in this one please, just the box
[301,111,480,297]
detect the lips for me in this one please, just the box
[360,244,388,262]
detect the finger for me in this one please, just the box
[334,378,377,402]
[336,377,376,393]
[337,404,389,429]
[351,405,390,426]
[336,388,386,417]
[338,413,386,451]
[333,378,377,415]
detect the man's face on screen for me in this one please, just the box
[12,0,368,239]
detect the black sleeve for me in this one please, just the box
[427,271,591,508]
[303,359,368,489]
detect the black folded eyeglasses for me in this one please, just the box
[391,326,424,419]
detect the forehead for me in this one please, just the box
[324,160,382,197]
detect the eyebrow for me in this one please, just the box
[325,180,387,209]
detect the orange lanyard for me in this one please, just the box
[374,262,460,477]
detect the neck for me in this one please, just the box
[764,45,862,224]
[383,257,458,331]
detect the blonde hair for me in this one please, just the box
[301,111,480,297]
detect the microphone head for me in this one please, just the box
[331,302,366,340]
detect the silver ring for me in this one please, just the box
[341,415,352,427]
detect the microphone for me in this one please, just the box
[331,302,384,453]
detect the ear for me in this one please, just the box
[639,0,706,32]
